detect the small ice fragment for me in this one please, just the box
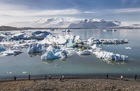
[22,71,27,74]
[7,72,12,74]
[125,47,131,50]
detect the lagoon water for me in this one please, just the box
[0,29,140,77]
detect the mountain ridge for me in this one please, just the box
[4,17,140,29]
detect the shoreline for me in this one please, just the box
[0,78,140,91]
[0,74,139,82]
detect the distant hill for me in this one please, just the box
[0,26,33,31]
[0,26,18,31]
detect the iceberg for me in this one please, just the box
[93,50,129,62]
[0,44,6,52]
[0,34,6,41]
[54,50,67,59]
[87,37,129,45]
[10,31,51,40]
[77,50,91,56]
[31,31,50,40]
[41,34,67,45]
[1,49,22,56]
[27,43,42,53]
[41,50,67,60]
[11,33,24,40]
[65,48,76,56]
[41,51,59,60]
[41,44,67,60]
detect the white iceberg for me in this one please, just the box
[1,49,22,56]
[11,33,24,40]
[0,44,6,52]
[41,34,67,45]
[93,50,129,61]
[27,43,42,53]
[41,50,67,60]
[87,37,129,44]
[77,50,91,56]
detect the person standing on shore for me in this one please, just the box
[14,76,16,81]
[106,73,109,79]
[121,75,123,80]
[62,75,64,80]
[48,75,51,79]
[44,76,47,80]
[28,74,31,80]
[59,75,64,81]
[134,75,137,80]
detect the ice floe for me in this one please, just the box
[87,37,128,45]
[93,50,129,63]
[0,30,130,65]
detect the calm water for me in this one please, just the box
[0,29,140,77]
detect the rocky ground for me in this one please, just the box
[0,78,140,91]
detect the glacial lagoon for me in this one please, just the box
[0,29,140,77]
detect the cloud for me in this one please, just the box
[33,9,81,16]
[0,1,81,25]
[110,8,140,14]
[0,9,81,17]
[84,11,95,14]
[0,1,81,17]
[83,8,140,16]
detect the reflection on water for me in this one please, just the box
[42,59,54,64]
[28,53,43,57]
[100,59,128,65]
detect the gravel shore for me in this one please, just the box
[0,78,140,91]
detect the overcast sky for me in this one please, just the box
[0,0,140,25]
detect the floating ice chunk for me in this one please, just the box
[1,49,22,56]
[27,43,42,53]
[22,71,27,74]
[87,37,129,44]
[30,31,50,40]
[41,49,67,60]
[41,51,59,60]
[0,34,6,41]
[93,50,129,62]
[77,50,91,56]
[42,34,67,45]
[11,33,24,40]
[0,44,6,52]
[125,47,131,50]
[65,48,76,56]
[54,50,67,59]
[7,72,12,74]
[87,37,94,45]
[91,44,97,50]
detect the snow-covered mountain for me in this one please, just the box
[6,17,80,28]
[5,17,140,28]
[68,19,121,28]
